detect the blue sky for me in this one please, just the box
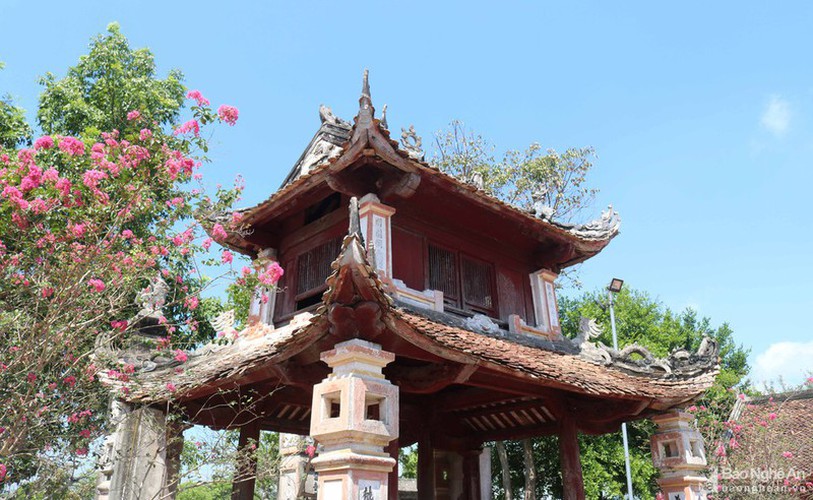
[1,1,811,386]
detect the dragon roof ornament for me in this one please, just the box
[573,317,719,377]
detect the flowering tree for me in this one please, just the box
[691,378,813,499]
[0,92,249,490]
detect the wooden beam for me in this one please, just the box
[559,415,586,500]
[231,420,261,500]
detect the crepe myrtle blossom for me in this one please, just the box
[186,90,210,107]
[174,119,200,137]
[58,136,85,156]
[217,105,239,126]
[126,110,141,121]
[33,136,54,150]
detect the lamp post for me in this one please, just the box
[608,278,635,500]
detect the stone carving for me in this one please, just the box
[572,317,719,376]
[348,196,361,238]
[531,185,554,220]
[319,104,350,127]
[464,314,502,335]
[211,309,236,337]
[135,275,169,319]
[569,205,621,240]
[400,125,424,161]
[574,318,612,364]
[380,104,388,130]
[468,171,484,190]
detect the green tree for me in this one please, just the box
[37,22,185,137]
[0,62,33,149]
[433,120,597,222]
[490,288,749,499]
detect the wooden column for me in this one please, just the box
[231,421,261,500]
[558,416,585,500]
[417,432,436,500]
[387,439,400,499]
[462,448,482,500]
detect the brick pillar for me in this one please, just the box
[309,339,399,499]
[650,410,709,500]
[277,433,313,500]
[528,269,561,337]
[248,248,278,327]
[359,194,396,280]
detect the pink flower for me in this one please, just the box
[166,382,177,392]
[211,223,228,241]
[58,136,85,156]
[88,279,106,292]
[126,110,141,121]
[185,296,199,310]
[768,412,777,421]
[139,128,153,141]
[33,136,54,150]
[737,393,746,401]
[0,463,7,482]
[174,119,200,137]
[258,261,284,286]
[221,250,233,264]
[306,444,316,458]
[715,444,726,457]
[70,223,87,238]
[63,375,77,387]
[121,229,134,239]
[186,90,210,106]
[75,447,88,456]
[783,451,794,459]
[174,349,188,363]
[217,105,239,125]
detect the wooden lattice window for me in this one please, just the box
[428,243,496,316]
[295,237,341,310]
[428,244,459,302]
[461,256,494,312]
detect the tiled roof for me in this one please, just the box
[393,310,718,405]
[118,228,717,410]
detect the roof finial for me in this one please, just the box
[381,104,388,130]
[357,69,374,124]
[362,69,370,99]
[348,197,361,239]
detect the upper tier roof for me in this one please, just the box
[220,71,621,270]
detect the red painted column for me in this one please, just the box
[462,448,482,500]
[417,432,436,500]
[387,439,400,499]
[559,416,585,500]
[231,421,260,500]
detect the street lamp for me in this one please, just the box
[608,278,634,500]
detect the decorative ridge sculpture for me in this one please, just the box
[572,317,719,377]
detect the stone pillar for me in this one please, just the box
[529,269,561,337]
[478,447,492,500]
[248,248,278,327]
[309,339,399,499]
[98,400,176,500]
[359,194,396,280]
[278,433,313,500]
[651,410,709,500]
